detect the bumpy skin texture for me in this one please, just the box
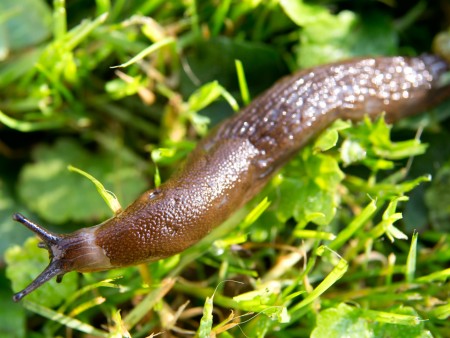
[95,55,450,267]
[12,56,450,301]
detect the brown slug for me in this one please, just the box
[12,55,450,302]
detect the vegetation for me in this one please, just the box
[0,0,449,337]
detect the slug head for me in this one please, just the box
[12,213,68,302]
[12,213,113,302]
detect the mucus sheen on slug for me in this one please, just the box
[12,55,450,301]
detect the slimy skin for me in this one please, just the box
[12,55,450,301]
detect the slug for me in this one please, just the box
[12,55,450,302]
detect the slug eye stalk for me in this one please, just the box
[12,213,66,302]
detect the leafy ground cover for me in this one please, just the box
[0,0,449,337]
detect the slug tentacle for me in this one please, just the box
[13,213,61,246]
[12,213,112,302]
[12,213,66,302]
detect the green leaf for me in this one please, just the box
[68,165,122,214]
[345,174,430,201]
[382,196,409,242]
[5,237,78,307]
[0,109,65,132]
[371,306,431,338]
[314,119,351,152]
[329,200,377,251]
[370,197,409,242]
[312,304,430,338]
[0,284,26,338]
[425,162,450,232]
[111,37,175,69]
[294,229,336,240]
[188,81,225,112]
[235,59,251,105]
[280,0,333,27]
[280,0,357,66]
[0,0,51,55]
[273,149,344,226]
[340,139,367,165]
[340,117,427,172]
[429,302,450,320]
[241,197,271,229]
[0,47,42,87]
[311,303,369,338]
[105,75,149,100]
[233,284,290,323]
[186,80,239,135]
[22,299,108,337]
[281,0,397,67]
[233,285,279,312]
[18,139,147,225]
[416,268,450,283]
[291,258,348,315]
[368,117,427,159]
[0,178,31,258]
[197,296,213,337]
[296,11,357,68]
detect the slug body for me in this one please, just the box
[13,55,450,301]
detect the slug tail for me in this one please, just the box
[12,213,66,302]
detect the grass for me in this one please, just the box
[0,0,449,337]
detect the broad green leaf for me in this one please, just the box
[0,284,25,338]
[311,303,369,338]
[18,139,147,225]
[273,149,344,226]
[312,304,430,338]
[314,119,351,152]
[280,0,332,27]
[280,0,396,67]
[0,0,51,56]
[0,178,30,257]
